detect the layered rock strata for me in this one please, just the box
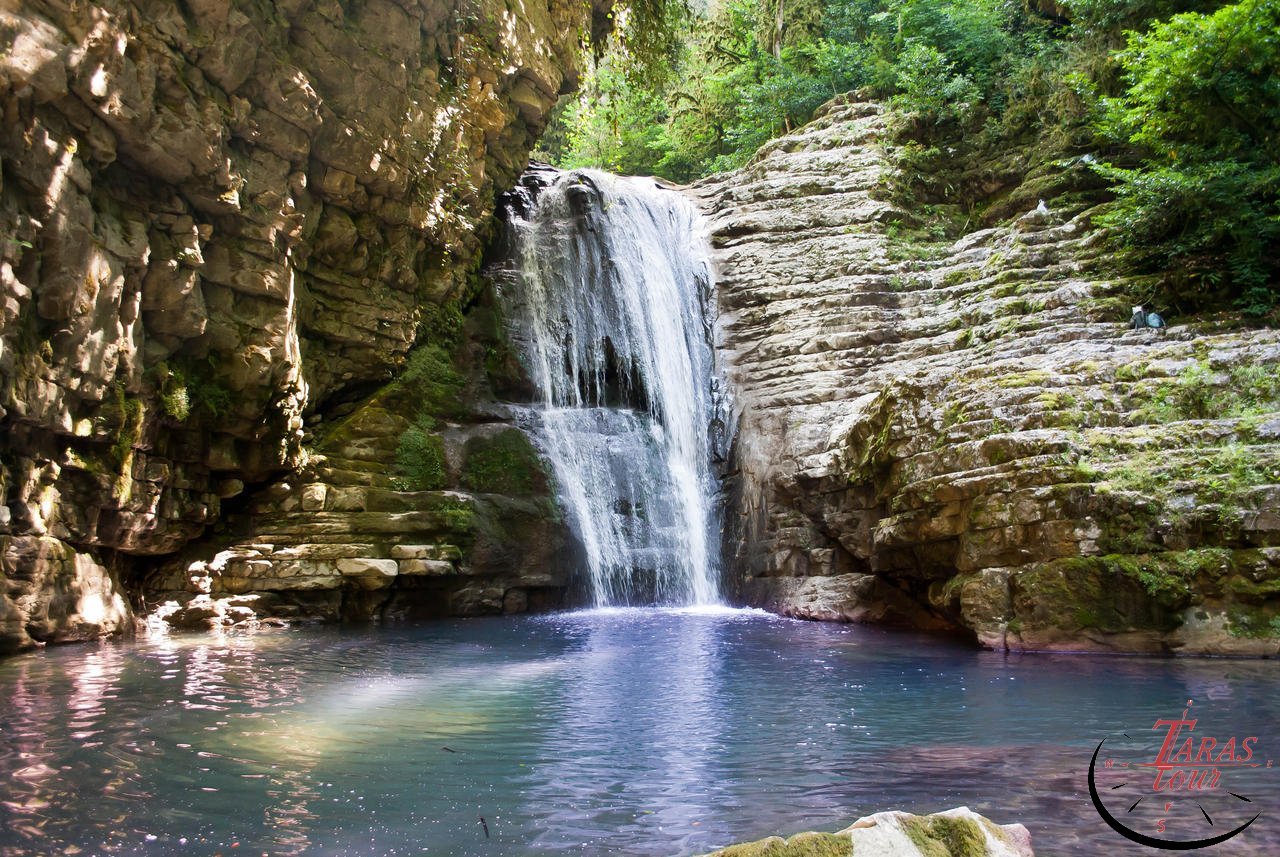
[145,296,573,628]
[693,98,1280,654]
[0,0,599,652]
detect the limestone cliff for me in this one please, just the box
[693,98,1280,655]
[0,0,599,652]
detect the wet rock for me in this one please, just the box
[0,0,605,651]
[702,806,1033,856]
[692,97,1280,655]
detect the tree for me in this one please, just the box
[1094,0,1280,314]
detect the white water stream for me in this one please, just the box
[496,169,721,606]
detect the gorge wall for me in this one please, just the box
[5,3,1278,659]
[0,0,601,652]
[693,98,1280,655]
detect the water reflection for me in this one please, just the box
[0,615,1278,857]
[524,609,730,852]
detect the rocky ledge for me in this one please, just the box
[693,98,1280,655]
[702,807,1033,857]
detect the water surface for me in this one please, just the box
[2,610,1277,856]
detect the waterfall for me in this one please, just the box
[494,168,722,607]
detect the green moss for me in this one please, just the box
[1107,553,1193,604]
[1226,606,1280,639]
[986,441,1015,465]
[845,384,916,487]
[1114,360,1149,382]
[423,495,475,532]
[1134,358,1280,425]
[1014,557,1182,633]
[995,369,1050,389]
[1094,443,1271,509]
[419,299,466,349]
[103,381,144,470]
[461,429,544,496]
[708,832,850,857]
[942,400,968,428]
[901,815,988,857]
[396,344,467,420]
[942,267,982,288]
[393,415,447,491]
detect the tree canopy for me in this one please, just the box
[545,0,1279,317]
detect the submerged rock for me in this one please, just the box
[703,807,1033,857]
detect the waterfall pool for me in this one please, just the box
[2,610,1277,856]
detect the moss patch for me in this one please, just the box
[1134,358,1280,424]
[1012,557,1183,634]
[708,831,850,857]
[395,344,467,420]
[461,429,544,496]
[901,815,988,857]
[393,415,447,491]
[422,495,475,532]
[1226,606,1280,639]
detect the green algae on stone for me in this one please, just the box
[901,815,989,857]
[394,344,468,420]
[393,419,448,491]
[461,429,545,496]
[707,831,850,857]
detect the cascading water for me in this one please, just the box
[493,167,722,607]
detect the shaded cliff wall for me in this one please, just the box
[0,0,599,652]
[693,98,1280,655]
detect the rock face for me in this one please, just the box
[703,807,1034,857]
[144,297,575,629]
[0,0,600,652]
[693,98,1280,655]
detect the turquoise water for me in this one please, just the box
[1,609,1277,856]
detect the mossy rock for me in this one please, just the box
[1011,556,1183,634]
[1226,605,1280,639]
[393,421,447,491]
[707,831,850,857]
[901,815,989,857]
[461,429,546,496]
[419,494,476,536]
[392,344,468,420]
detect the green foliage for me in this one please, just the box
[460,429,545,495]
[394,414,447,491]
[397,344,467,419]
[545,0,1277,328]
[153,364,192,422]
[419,301,466,350]
[1226,605,1280,638]
[1091,0,1280,315]
[159,356,234,419]
[1136,358,1280,423]
[551,0,1057,183]
[107,383,144,470]
[424,495,475,531]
